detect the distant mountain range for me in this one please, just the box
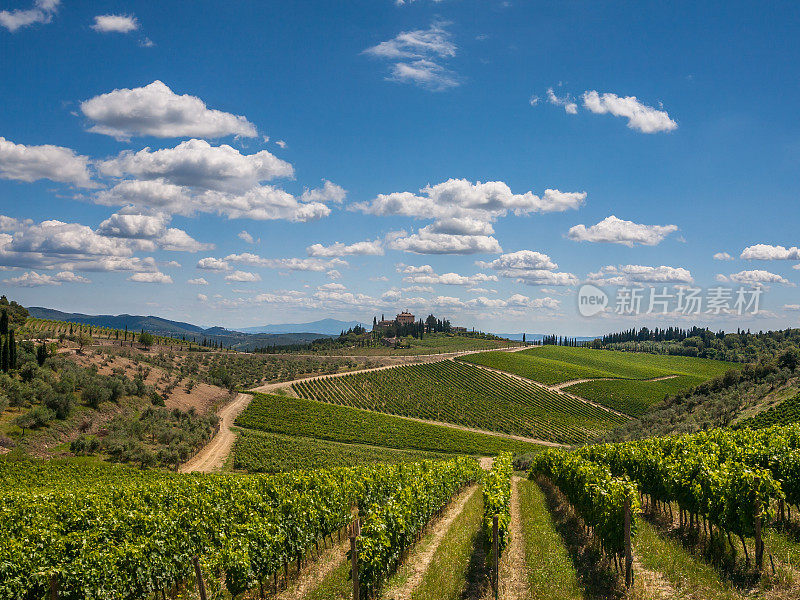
[236,319,367,336]
[27,307,598,348]
[27,307,335,350]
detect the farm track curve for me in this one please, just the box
[180,345,546,472]
[463,361,632,420]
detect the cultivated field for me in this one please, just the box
[460,346,738,415]
[291,360,628,444]
[234,392,546,458]
[563,374,701,416]
[232,429,448,472]
[461,346,737,385]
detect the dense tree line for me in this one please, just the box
[541,334,583,347]
[596,326,722,345]
[594,326,800,363]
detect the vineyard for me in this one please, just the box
[0,456,480,600]
[460,346,738,415]
[234,393,544,458]
[23,317,213,350]
[460,346,738,386]
[232,429,449,472]
[291,360,627,444]
[735,392,800,429]
[562,374,701,416]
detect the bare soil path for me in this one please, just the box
[631,556,678,600]
[179,392,250,473]
[498,476,528,600]
[550,374,679,391]
[383,485,480,600]
[273,534,351,600]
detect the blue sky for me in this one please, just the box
[0,0,798,334]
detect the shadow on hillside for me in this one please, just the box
[536,477,626,600]
[461,527,491,600]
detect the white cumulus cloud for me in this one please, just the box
[98,139,290,190]
[568,215,678,246]
[0,137,94,187]
[82,81,257,140]
[238,230,257,244]
[91,14,139,34]
[307,239,384,257]
[587,265,694,285]
[387,227,502,255]
[357,179,585,222]
[719,269,792,286]
[128,271,173,283]
[224,270,261,282]
[3,270,89,287]
[582,91,677,133]
[0,0,59,32]
[740,244,800,261]
[479,250,577,286]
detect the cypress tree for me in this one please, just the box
[1,338,8,373]
[8,329,15,370]
[0,309,7,336]
[36,343,47,367]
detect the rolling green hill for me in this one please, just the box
[460,346,737,386]
[290,360,627,444]
[235,392,545,457]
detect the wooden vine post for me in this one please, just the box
[49,574,58,600]
[350,515,361,600]
[754,480,763,571]
[192,556,208,600]
[624,496,633,588]
[492,514,499,599]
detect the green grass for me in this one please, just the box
[236,393,545,455]
[232,429,448,472]
[290,361,626,444]
[633,519,744,600]
[563,374,703,416]
[461,346,738,386]
[409,486,484,600]
[765,528,800,572]
[304,557,352,600]
[518,479,584,600]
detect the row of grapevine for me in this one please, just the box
[734,393,800,429]
[0,459,474,600]
[577,426,800,567]
[483,452,512,557]
[291,360,626,443]
[460,345,737,387]
[530,449,638,568]
[235,393,544,457]
[355,457,482,596]
[23,317,217,350]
